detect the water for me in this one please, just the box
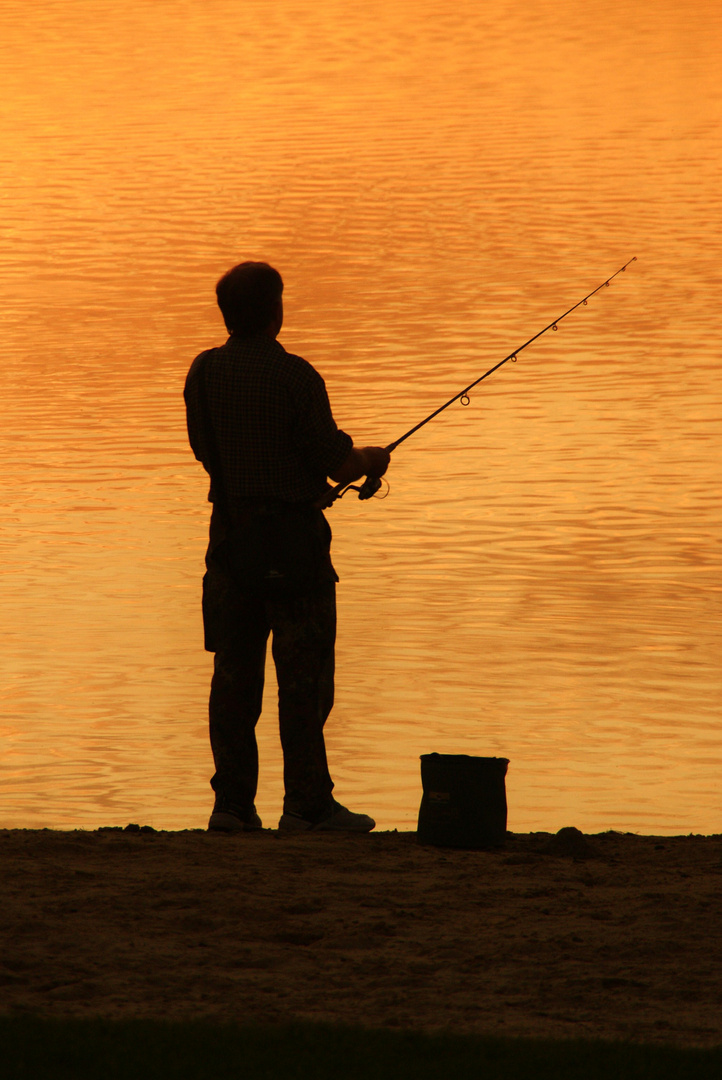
[1,0,720,833]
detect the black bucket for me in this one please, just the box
[417,753,509,850]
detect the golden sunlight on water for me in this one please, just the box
[0,0,720,833]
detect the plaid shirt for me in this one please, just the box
[185,333,353,511]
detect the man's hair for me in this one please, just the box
[215,261,284,336]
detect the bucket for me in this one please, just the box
[417,753,509,850]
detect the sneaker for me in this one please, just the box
[208,798,263,833]
[278,799,375,833]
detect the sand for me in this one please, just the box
[1,827,720,1047]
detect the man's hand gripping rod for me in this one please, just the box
[324,258,637,508]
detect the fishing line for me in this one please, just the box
[331,256,637,504]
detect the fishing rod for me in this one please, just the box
[329,256,637,504]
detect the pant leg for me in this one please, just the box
[204,561,270,811]
[268,583,337,819]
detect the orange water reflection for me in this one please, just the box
[0,0,720,833]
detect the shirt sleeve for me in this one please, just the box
[289,360,353,478]
[183,352,207,466]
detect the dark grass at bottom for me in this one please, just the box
[1,1017,721,1080]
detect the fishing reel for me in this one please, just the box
[358,475,384,499]
[338,475,387,501]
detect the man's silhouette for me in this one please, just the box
[185,262,389,832]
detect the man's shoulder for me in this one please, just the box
[184,347,219,397]
[186,336,325,396]
[275,342,324,383]
[240,336,326,392]
[188,346,220,370]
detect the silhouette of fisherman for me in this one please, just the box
[185,262,389,832]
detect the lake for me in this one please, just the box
[0,0,720,833]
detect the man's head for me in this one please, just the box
[215,261,284,337]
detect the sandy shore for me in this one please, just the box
[1,827,720,1047]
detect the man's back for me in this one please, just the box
[184,332,352,510]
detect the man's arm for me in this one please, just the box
[329,445,390,487]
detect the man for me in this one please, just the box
[184,261,390,833]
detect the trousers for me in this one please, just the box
[202,554,336,818]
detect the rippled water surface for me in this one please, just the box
[1,0,720,832]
